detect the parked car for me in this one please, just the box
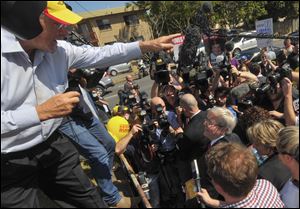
[95,71,114,96]
[234,46,281,65]
[107,62,131,76]
[231,31,258,56]
[289,30,299,46]
[234,47,261,62]
[81,68,114,97]
[250,46,281,64]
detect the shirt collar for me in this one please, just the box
[210,135,225,146]
[190,110,201,120]
[1,27,27,54]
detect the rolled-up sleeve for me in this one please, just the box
[62,41,142,70]
[1,106,40,135]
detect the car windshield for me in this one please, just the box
[232,37,242,43]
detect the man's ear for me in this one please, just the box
[221,127,228,135]
[282,154,294,163]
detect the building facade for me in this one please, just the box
[76,6,153,46]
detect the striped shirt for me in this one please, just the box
[221,179,284,208]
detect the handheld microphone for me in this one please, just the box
[191,159,206,208]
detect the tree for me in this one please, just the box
[127,1,202,38]
[264,1,299,21]
[212,1,268,29]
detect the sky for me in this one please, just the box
[65,1,132,13]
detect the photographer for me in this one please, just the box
[258,71,298,126]
[260,50,278,76]
[150,97,183,152]
[114,109,162,207]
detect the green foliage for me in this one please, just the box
[264,1,299,20]
[128,1,202,38]
[212,1,268,29]
[128,1,298,37]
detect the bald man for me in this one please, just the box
[177,94,209,161]
[124,75,134,93]
[151,97,183,133]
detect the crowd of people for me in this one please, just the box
[1,1,299,208]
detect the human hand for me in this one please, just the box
[153,121,159,128]
[269,110,284,119]
[130,124,142,135]
[139,33,182,53]
[281,77,293,98]
[231,66,239,77]
[150,144,159,152]
[176,106,183,116]
[36,91,80,121]
[197,188,220,208]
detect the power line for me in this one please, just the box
[74,1,98,17]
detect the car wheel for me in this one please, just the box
[233,48,241,57]
[95,85,105,97]
[110,70,117,76]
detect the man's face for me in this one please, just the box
[151,102,166,115]
[30,14,70,53]
[127,76,133,82]
[215,94,227,107]
[212,44,222,56]
[203,112,226,140]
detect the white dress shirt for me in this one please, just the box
[1,27,142,153]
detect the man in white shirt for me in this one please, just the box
[1,1,179,207]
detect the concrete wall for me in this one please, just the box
[273,18,299,35]
[77,9,153,46]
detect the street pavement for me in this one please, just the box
[103,40,285,110]
[103,74,153,109]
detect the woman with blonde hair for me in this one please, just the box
[277,126,299,208]
[247,119,291,191]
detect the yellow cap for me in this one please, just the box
[107,116,130,142]
[44,1,82,25]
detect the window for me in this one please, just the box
[105,41,116,45]
[124,14,139,26]
[130,35,144,42]
[96,19,111,30]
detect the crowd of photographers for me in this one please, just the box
[2,1,299,208]
[106,36,299,208]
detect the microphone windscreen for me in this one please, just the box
[230,83,250,100]
[202,2,213,13]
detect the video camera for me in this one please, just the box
[150,52,171,85]
[155,104,170,132]
[268,63,293,88]
[67,68,104,93]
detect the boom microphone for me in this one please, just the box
[202,2,213,14]
[230,83,251,100]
